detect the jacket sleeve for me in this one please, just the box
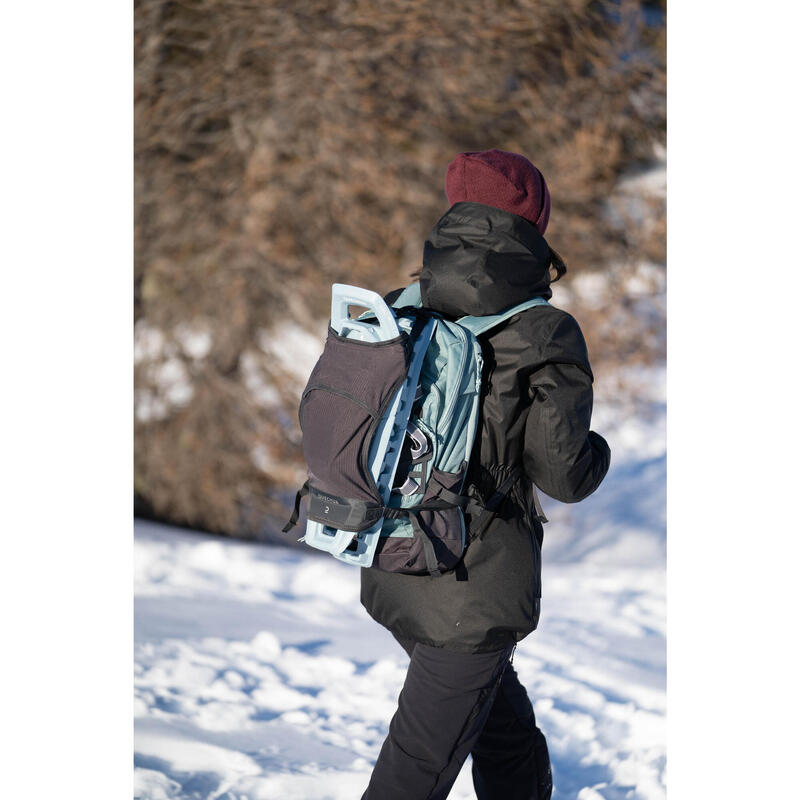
[523,313,611,503]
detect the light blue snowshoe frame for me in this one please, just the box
[301,284,436,567]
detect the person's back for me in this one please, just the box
[360,150,610,800]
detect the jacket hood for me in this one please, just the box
[420,201,554,318]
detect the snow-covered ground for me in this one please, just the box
[134,369,665,800]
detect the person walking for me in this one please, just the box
[359,149,611,800]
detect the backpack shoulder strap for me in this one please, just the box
[457,296,550,337]
[390,282,422,309]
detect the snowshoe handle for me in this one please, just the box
[331,284,399,342]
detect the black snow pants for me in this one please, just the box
[360,634,552,800]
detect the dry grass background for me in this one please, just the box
[134,0,666,538]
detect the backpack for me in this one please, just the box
[283,282,549,577]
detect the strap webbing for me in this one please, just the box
[406,512,442,578]
[467,467,523,542]
[386,498,465,515]
[458,296,550,337]
[436,486,470,508]
[396,306,437,349]
[388,283,547,339]
[385,504,458,578]
[281,480,309,533]
[531,483,549,524]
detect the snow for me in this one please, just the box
[134,321,198,422]
[174,324,213,361]
[134,379,666,799]
[256,321,327,387]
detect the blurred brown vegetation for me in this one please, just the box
[134,0,665,538]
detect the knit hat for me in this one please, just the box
[444,149,551,235]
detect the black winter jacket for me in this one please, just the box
[360,202,611,653]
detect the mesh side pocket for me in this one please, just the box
[373,465,467,574]
[415,467,467,569]
[372,521,424,573]
[299,326,409,530]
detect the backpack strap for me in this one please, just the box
[390,282,422,309]
[389,284,548,334]
[457,295,550,337]
[530,483,549,524]
[465,467,523,542]
[385,496,471,578]
[282,480,310,533]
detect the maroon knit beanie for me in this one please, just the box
[445,149,551,235]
